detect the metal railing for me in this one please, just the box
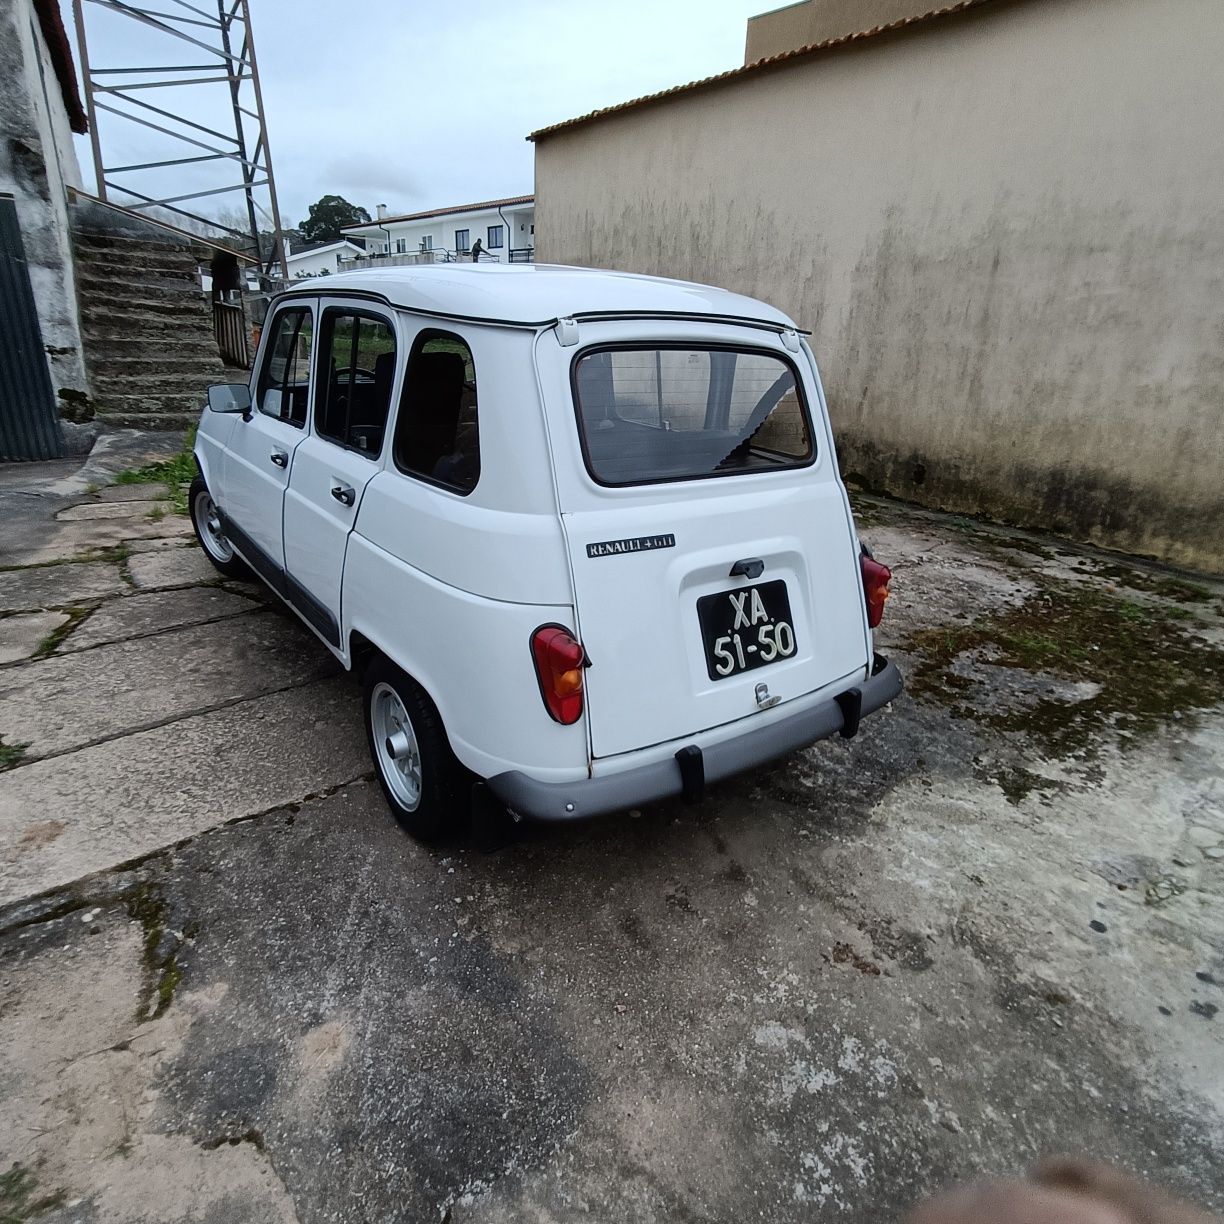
[334,246,534,272]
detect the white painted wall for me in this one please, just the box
[346,203,534,260]
[0,0,90,415]
[286,241,363,277]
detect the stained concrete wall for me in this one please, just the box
[0,0,90,418]
[535,0,1224,572]
[744,0,946,62]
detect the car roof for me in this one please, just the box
[276,263,800,332]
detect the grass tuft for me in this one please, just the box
[0,738,29,772]
[0,1162,66,1220]
[114,427,197,516]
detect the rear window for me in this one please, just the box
[572,346,813,486]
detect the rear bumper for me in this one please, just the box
[488,656,903,822]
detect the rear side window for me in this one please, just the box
[315,309,397,456]
[257,307,313,427]
[393,330,480,495]
[573,346,813,486]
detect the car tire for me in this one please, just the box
[363,655,468,842]
[189,474,249,579]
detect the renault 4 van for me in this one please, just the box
[191,265,901,840]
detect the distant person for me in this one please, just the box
[469,238,484,263]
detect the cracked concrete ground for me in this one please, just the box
[1,440,1222,1223]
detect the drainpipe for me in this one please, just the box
[497,203,511,263]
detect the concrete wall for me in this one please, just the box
[0,0,90,418]
[535,0,1224,572]
[745,0,946,61]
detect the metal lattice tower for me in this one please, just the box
[72,0,286,286]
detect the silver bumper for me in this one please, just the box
[488,657,903,822]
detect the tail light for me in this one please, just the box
[860,549,892,628]
[531,625,586,724]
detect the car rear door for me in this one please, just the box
[538,320,870,760]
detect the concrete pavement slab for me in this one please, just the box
[126,536,198,553]
[98,481,172,502]
[0,675,367,906]
[57,500,168,522]
[0,612,340,759]
[0,611,69,665]
[59,586,259,653]
[0,560,128,612]
[17,515,194,566]
[127,547,220,590]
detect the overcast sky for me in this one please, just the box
[69,0,769,230]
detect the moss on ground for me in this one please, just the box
[34,606,90,657]
[114,427,197,516]
[0,738,29,772]
[125,885,187,1020]
[0,1163,66,1221]
[904,581,1224,761]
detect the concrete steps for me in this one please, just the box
[71,208,248,425]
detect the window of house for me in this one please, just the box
[487,224,504,250]
[256,306,313,427]
[394,238,406,254]
[314,308,397,457]
[455,228,470,253]
[572,345,813,486]
[421,234,433,251]
[393,330,480,495]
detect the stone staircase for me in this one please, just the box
[71,205,239,430]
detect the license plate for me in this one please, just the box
[697,580,798,681]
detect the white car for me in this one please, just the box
[191,265,901,840]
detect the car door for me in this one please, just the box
[281,300,399,647]
[220,300,316,593]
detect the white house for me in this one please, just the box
[285,238,365,278]
[342,195,534,264]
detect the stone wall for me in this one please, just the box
[0,0,90,421]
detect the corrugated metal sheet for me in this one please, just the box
[0,196,64,462]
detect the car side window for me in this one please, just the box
[257,307,313,427]
[393,330,480,495]
[314,309,397,457]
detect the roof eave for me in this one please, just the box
[528,0,993,142]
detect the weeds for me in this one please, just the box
[0,738,29,772]
[0,1163,65,1220]
[114,427,197,516]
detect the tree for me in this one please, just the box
[299,195,371,244]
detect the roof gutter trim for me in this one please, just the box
[272,287,805,335]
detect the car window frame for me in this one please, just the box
[310,300,399,461]
[255,302,316,429]
[391,324,482,498]
[568,340,817,490]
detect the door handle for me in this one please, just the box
[269,450,288,468]
[330,483,356,507]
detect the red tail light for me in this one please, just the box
[531,625,586,724]
[861,553,892,628]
